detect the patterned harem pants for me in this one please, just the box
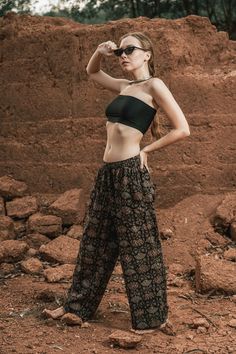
[63,153,169,330]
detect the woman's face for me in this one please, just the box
[118,36,149,73]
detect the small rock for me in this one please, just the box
[0,240,29,263]
[26,248,38,257]
[0,175,28,199]
[0,215,15,241]
[228,319,236,328]
[213,194,236,235]
[195,254,236,294]
[192,318,210,329]
[39,235,80,264]
[0,262,15,275]
[231,295,236,303]
[108,330,142,349]
[48,189,85,225]
[196,326,208,334]
[66,224,83,239]
[224,248,236,261]
[43,264,75,282]
[81,321,90,328]
[13,220,26,238]
[61,313,83,326]
[20,257,43,274]
[186,334,194,340]
[160,228,174,240]
[27,212,62,238]
[204,230,228,246]
[197,238,211,250]
[6,196,38,219]
[23,233,50,249]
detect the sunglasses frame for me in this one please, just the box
[113,45,149,57]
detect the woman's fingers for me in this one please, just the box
[140,150,149,171]
[140,160,149,172]
[106,41,117,55]
[98,41,117,56]
[143,165,150,172]
[106,41,117,49]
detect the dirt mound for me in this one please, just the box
[0,12,235,208]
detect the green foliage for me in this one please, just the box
[0,0,31,16]
[58,0,236,39]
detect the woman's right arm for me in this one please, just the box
[86,41,129,93]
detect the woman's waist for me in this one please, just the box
[106,121,143,141]
[106,141,141,149]
[103,145,141,163]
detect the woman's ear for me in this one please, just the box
[145,52,151,62]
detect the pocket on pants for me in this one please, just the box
[141,165,155,185]
[140,167,155,204]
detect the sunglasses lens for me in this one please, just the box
[125,46,135,55]
[114,49,123,57]
[114,46,136,56]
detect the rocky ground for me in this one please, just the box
[0,176,235,354]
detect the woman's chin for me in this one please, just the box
[121,67,132,73]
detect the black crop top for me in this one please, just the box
[105,95,157,135]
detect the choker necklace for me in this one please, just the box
[129,76,153,85]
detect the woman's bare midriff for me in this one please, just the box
[103,121,143,162]
[102,80,159,163]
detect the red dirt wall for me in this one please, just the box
[0,12,235,208]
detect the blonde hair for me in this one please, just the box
[119,31,162,140]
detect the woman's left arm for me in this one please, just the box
[142,78,190,153]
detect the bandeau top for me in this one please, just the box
[105,95,157,135]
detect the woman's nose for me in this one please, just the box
[120,52,127,59]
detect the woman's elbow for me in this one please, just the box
[85,65,94,75]
[179,128,190,137]
[86,66,91,75]
[184,128,190,136]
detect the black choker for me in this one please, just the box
[129,76,153,85]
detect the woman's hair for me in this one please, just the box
[119,31,162,140]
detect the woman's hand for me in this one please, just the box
[97,41,117,56]
[140,150,150,172]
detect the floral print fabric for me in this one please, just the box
[63,153,169,330]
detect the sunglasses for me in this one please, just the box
[113,45,148,57]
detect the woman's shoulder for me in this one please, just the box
[150,77,166,86]
[149,77,169,95]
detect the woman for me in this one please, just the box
[43,32,190,335]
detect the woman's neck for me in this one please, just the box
[129,76,152,85]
